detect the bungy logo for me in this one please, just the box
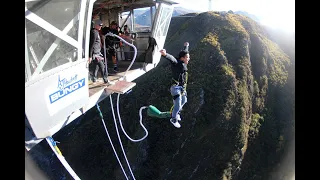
[49,74,85,104]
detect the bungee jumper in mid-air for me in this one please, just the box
[159,42,190,128]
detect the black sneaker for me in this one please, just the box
[113,66,119,73]
[103,77,109,83]
[103,80,115,85]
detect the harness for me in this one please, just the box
[172,94,180,100]
[171,65,188,100]
[171,83,186,100]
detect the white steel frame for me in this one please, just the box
[25,0,89,81]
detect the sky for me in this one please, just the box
[173,0,295,34]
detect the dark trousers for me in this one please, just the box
[92,58,108,83]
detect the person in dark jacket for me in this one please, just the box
[101,21,121,73]
[159,42,190,128]
[89,19,110,84]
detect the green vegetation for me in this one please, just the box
[222,64,235,77]
[249,113,264,140]
[180,21,190,30]
[225,14,248,37]
[202,32,219,48]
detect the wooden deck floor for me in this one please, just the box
[88,61,144,96]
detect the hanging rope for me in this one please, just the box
[96,104,129,180]
[116,93,149,142]
[108,95,137,180]
[105,32,149,141]
[103,32,149,180]
[105,33,137,80]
